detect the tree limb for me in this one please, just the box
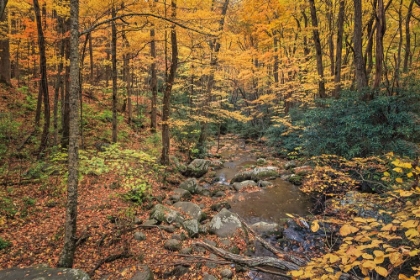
[192,241,300,271]
[80,13,216,37]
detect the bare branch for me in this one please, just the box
[80,13,216,37]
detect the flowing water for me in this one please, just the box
[214,141,311,279]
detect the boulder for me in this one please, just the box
[256,158,267,165]
[230,170,254,183]
[231,166,278,183]
[173,202,204,221]
[220,268,233,279]
[134,231,146,241]
[0,267,90,280]
[182,219,200,238]
[257,180,273,188]
[179,178,200,194]
[252,166,279,180]
[232,180,257,191]
[130,266,154,280]
[293,165,313,175]
[171,188,192,201]
[284,160,297,169]
[250,222,279,233]
[164,239,182,251]
[150,204,184,224]
[182,159,210,178]
[209,208,242,237]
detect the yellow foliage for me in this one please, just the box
[340,224,359,236]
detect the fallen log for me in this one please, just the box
[238,216,307,267]
[193,241,300,271]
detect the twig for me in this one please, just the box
[89,251,132,277]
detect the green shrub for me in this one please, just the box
[0,237,11,250]
[267,90,420,159]
[0,197,17,218]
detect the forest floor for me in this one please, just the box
[1,83,419,280]
[0,84,295,279]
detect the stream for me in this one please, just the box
[212,141,312,279]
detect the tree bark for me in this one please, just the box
[33,0,50,157]
[353,0,368,92]
[150,25,157,132]
[53,15,66,146]
[160,0,178,165]
[333,0,345,98]
[58,0,79,268]
[0,2,11,86]
[373,0,386,89]
[403,0,414,72]
[111,7,117,143]
[0,0,8,19]
[308,0,326,98]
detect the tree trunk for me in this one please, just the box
[111,7,117,143]
[62,45,70,148]
[0,0,8,19]
[403,0,414,72]
[273,36,279,84]
[0,4,11,86]
[353,0,368,92]
[326,0,335,76]
[160,0,178,165]
[150,25,157,132]
[308,0,326,98]
[88,31,94,83]
[58,0,79,268]
[333,0,345,98]
[53,16,65,146]
[373,0,386,89]
[33,0,50,157]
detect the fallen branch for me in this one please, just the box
[89,251,132,277]
[239,216,307,267]
[193,241,300,271]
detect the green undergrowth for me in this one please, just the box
[48,143,162,204]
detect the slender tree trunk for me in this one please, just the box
[353,0,368,92]
[373,0,386,89]
[62,42,70,148]
[273,36,279,84]
[88,31,94,83]
[333,0,345,97]
[33,0,50,157]
[111,7,117,143]
[326,0,335,76]
[365,14,375,78]
[308,0,326,98]
[403,0,414,72]
[53,16,65,146]
[150,25,157,132]
[393,0,403,91]
[58,0,79,268]
[160,0,178,165]
[0,4,11,86]
[0,0,8,19]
